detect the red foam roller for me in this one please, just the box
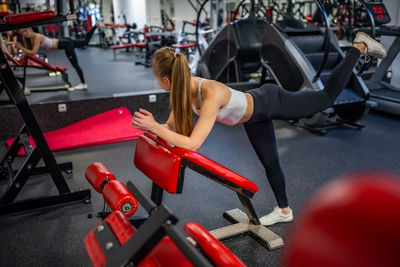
[103,180,138,217]
[85,162,116,193]
[184,222,246,267]
[85,211,136,267]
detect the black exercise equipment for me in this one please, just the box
[356,0,400,116]
[196,0,268,85]
[260,0,374,135]
[0,2,91,215]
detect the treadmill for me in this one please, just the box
[358,0,400,115]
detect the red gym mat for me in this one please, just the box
[7,107,143,156]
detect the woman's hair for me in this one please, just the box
[23,36,34,50]
[22,29,34,50]
[153,46,193,136]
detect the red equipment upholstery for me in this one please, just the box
[109,43,146,50]
[4,11,56,24]
[284,172,400,267]
[85,162,116,193]
[134,134,182,194]
[134,133,258,195]
[21,55,67,72]
[85,211,246,267]
[138,237,194,267]
[4,52,68,72]
[85,211,136,267]
[172,43,196,49]
[104,23,129,28]
[184,222,246,267]
[103,180,138,217]
[0,11,12,17]
[3,51,20,66]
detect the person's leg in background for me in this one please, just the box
[58,39,87,90]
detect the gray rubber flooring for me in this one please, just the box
[1,112,399,267]
[23,47,160,105]
[1,47,400,267]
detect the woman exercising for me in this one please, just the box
[3,30,18,55]
[15,25,97,90]
[132,32,386,226]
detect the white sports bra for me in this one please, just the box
[192,79,248,126]
[40,36,57,49]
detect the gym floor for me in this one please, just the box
[1,47,400,267]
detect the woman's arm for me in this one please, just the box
[161,111,176,131]
[15,37,41,55]
[133,95,220,151]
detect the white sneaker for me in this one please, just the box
[24,87,30,95]
[259,206,293,226]
[354,32,387,59]
[74,83,88,90]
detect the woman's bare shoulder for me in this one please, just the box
[200,79,230,104]
[34,33,45,41]
[201,79,228,93]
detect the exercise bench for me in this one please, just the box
[84,162,246,267]
[4,52,71,93]
[172,42,196,60]
[134,133,284,250]
[109,42,146,61]
[20,54,71,93]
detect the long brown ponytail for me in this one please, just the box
[153,47,193,136]
[23,36,34,50]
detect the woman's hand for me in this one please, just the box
[14,41,23,50]
[132,108,158,133]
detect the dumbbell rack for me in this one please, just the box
[0,6,91,215]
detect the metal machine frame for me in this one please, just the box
[0,1,91,215]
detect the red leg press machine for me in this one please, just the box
[134,133,284,250]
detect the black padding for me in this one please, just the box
[290,35,326,53]
[261,44,304,92]
[306,52,341,70]
[275,15,321,35]
[260,24,304,92]
[199,19,268,83]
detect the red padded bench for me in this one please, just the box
[4,52,67,73]
[0,11,12,22]
[134,133,283,250]
[4,11,56,24]
[109,42,146,61]
[172,43,196,49]
[104,23,129,28]
[21,55,67,72]
[19,54,71,90]
[172,43,196,59]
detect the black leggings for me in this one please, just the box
[57,39,85,83]
[55,25,97,83]
[244,47,361,208]
[72,25,97,48]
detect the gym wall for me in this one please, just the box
[112,0,146,28]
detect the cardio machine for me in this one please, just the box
[259,0,374,135]
[357,0,400,116]
[196,0,270,88]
